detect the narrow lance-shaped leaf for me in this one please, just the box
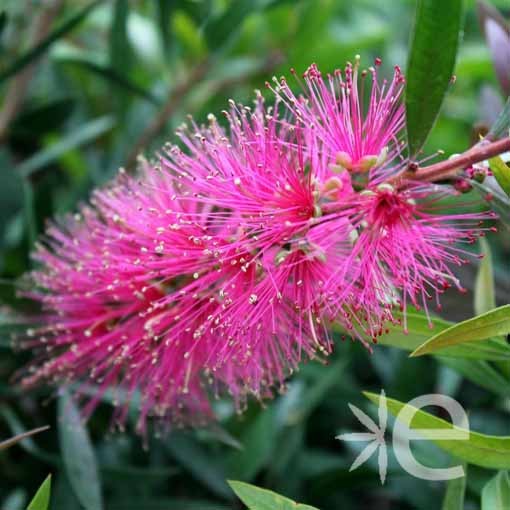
[442,463,467,510]
[27,474,52,510]
[438,357,509,398]
[489,156,510,197]
[0,0,102,83]
[474,238,496,316]
[228,481,319,510]
[27,475,51,510]
[156,0,176,58]
[110,0,133,76]
[364,391,510,469]
[58,390,103,510]
[334,311,510,360]
[482,471,510,510]
[411,305,510,357]
[472,180,510,230]
[405,0,464,157]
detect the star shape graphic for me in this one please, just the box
[337,389,388,484]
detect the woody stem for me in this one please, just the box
[402,137,510,183]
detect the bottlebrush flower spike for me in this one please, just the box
[17,98,355,433]
[16,58,497,434]
[269,57,496,339]
[271,56,406,182]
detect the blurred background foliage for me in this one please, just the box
[0,0,509,509]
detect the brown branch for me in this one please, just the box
[0,0,65,145]
[124,51,285,172]
[401,137,510,183]
[0,425,50,451]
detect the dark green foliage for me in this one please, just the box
[1,1,509,509]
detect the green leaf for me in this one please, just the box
[438,357,509,397]
[58,390,103,510]
[27,474,51,510]
[411,305,510,356]
[16,116,115,178]
[489,156,510,197]
[22,179,36,247]
[335,311,510,360]
[472,180,510,230]
[442,464,467,510]
[482,471,510,510]
[227,407,277,481]
[405,0,464,156]
[474,238,496,316]
[156,0,176,58]
[364,391,510,469]
[0,425,50,451]
[228,481,319,510]
[204,1,254,50]
[0,0,102,83]
[110,0,133,76]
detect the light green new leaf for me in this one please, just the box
[228,481,319,510]
[411,305,510,357]
[27,474,51,510]
[58,390,103,510]
[482,471,510,510]
[474,238,496,316]
[442,464,467,510]
[364,392,510,469]
[336,310,510,360]
[489,156,510,197]
[405,0,464,156]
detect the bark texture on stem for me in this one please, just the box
[403,137,510,183]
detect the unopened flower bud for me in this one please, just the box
[453,178,472,193]
[358,154,379,172]
[336,151,353,169]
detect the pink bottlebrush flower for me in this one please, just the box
[271,57,406,182]
[18,98,355,432]
[268,58,495,340]
[19,165,234,434]
[324,182,496,339]
[18,56,496,434]
[159,97,358,382]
